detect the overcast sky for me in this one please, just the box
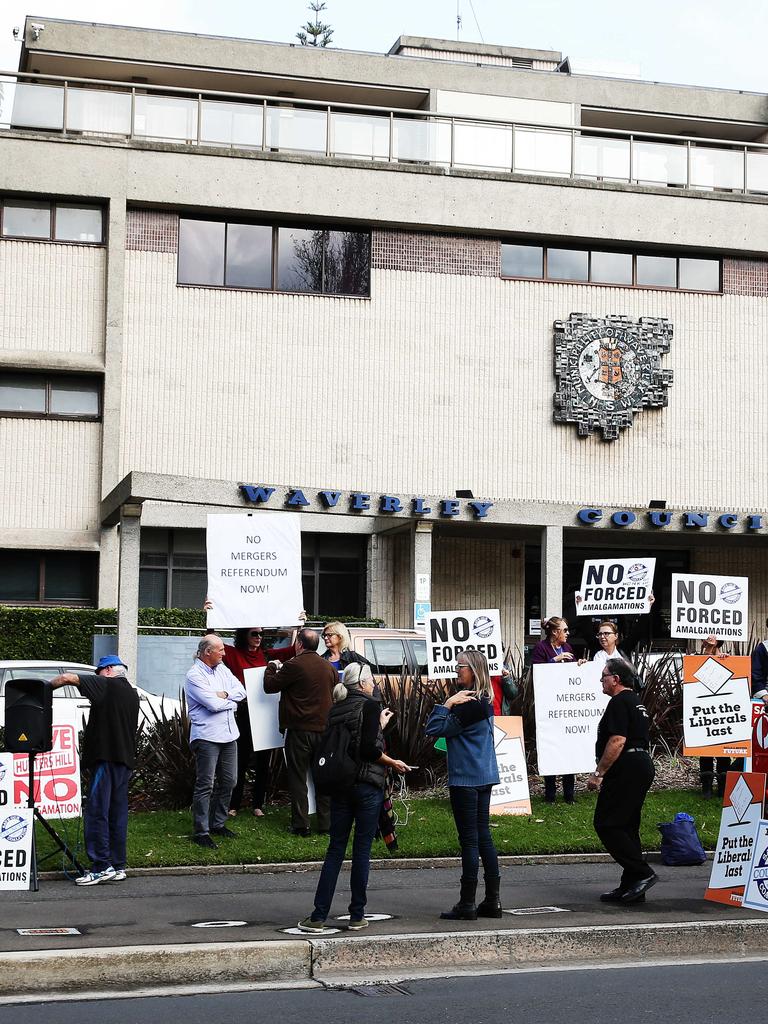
[2,0,767,94]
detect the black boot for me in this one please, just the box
[476,875,502,918]
[440,876,478,920]
[700,772,714,799]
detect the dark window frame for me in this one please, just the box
[0,198,105,246]
[177,216,372,299]
[139,532,207,609]
[500,242,721,293]
[0,372,103,422]
[0,549,98,607]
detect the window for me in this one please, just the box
[0,550,97,605]
[0,199,104,243]
[501,244,543,279]
[363,639,408,675]
[301,534,366,617]
[501,242,721,292]
[139,529,207,609]
[178,217,371,297]
[0,373,101,419]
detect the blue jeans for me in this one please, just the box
[190,738,238,836]
[449,784,499,881]
[311,782,384,922]
[84,761,132,871]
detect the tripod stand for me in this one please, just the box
[26,751,86,891]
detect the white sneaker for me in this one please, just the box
[111,869,127,881]
[75,866,116,886]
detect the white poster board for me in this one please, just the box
[683,660,752,753]
[533,662,610,775]
[425,609,503,677]
[705,773,766,905]
[0,807,34,890]
[671,572,749,642]
[577,558,656,615]
[490,718,531,815]
[11,711,82,819]
[206,513,303,628]
[742,819,768,913]
[244,667,284,752]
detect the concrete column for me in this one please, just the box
[410,521,433,624]
[117,504,142,675]
[97,525,120,608]
[540,525,564,620]
[366,532,387,621]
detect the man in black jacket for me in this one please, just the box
[51,655,140,886]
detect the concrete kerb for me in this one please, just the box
[3,919,768,997]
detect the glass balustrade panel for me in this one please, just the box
[265,106,327,154]
[574,135,630,181]
[200,99,263,148]
[330,111,389,160]
[134,93,198,142]
[690,146,744,191]
[8,82,64,130]
[66,87,131,135]
[633,140,687,186]
[393,118,451,165]
[747,150,768,194]
[452,121,512,170]
[513,126,571,176]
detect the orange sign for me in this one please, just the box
[705,771,766,906]
[490,716,531,815]
[683,655,752,758]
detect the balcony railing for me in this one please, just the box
[3,70,768,194]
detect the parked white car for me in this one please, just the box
[0,660,182,730]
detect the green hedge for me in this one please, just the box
[0,608,383,664]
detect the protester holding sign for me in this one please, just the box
[696,636,732,799]
[591,622,631,670]
[426,650,501,921]
[532,617,585,804]
[587,658,656,905]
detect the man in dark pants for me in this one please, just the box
[264,628,336,836]
[587,657,657,904]
[51,655,140,886]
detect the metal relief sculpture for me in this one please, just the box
[553,313,673,441]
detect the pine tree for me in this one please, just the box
[296,1,334,47]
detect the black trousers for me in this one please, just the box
[594,752,655,886]
[284,729,330,832]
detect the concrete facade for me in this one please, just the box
[2,16,768,658]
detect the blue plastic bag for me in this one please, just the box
[657,812,707,866]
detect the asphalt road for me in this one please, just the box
[7,960,768,1023]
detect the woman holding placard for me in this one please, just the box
[531,617,582,804]
[591,622,631,670]
[425,650,501,920]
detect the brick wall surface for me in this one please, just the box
[722,257,768,296]
[126,210,179,253]
[371,230,500,276]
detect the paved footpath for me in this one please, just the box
[2,858,767,998]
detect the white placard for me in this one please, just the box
[707,775,765,899]
[11,710,82,819]
[0,754,12,811]
[0,807,34,890]
[206,513,303,629]
[490,719,531,814]
[533,662,611,775]
[671,572,749,642]
[425,609,503,677]
[683,668,752,750]
[244,667,284,752]
[577,558,656,615]
[742,819,768,913]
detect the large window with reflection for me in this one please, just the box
[178,217,370,296]
[501,242,720,292]
[0,550,97,606]
[0,198,104,243]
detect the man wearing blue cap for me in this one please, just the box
[51,655,140,886]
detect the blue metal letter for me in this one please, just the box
[577,508,603,524]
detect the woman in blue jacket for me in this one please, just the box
[426,649,501,920]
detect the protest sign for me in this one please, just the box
[0,807,34,891]
[533,662,610,776]
[752,702,768,778]
[577,558,656,615]
[0,754,13,811]
[742,818,768,913]
[244,667,284,752]
[705,772,766,907]
[683,656,752,758]
[206,513,303,629]
[671,573,749,642]
[490,717,531,815]
[425,609,503,677]
[12,711,82,819]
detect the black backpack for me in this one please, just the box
[313,718,359,795]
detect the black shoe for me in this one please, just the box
[621,873,658,904]
[601,887,645,904]
[191,834,217,849]
[210,826,236,838]
[290,827,312,837]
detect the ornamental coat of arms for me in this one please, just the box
[553,313,673,441]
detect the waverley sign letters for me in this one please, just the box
[240,485,494,520]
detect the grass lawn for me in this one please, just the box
[35,788,721,871]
